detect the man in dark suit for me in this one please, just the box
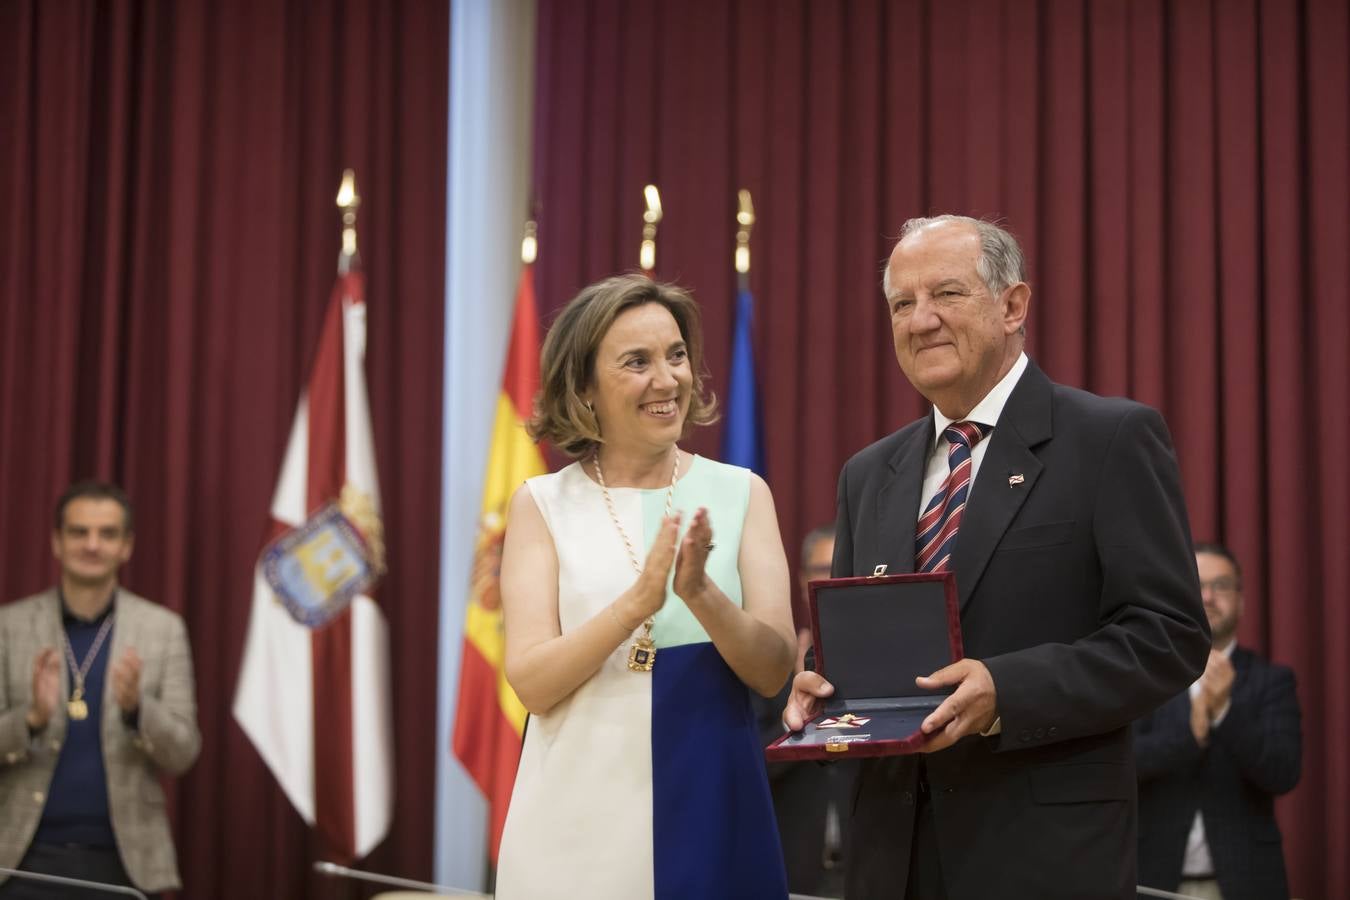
[783,215,1210,899]
[1135,543,1302,900]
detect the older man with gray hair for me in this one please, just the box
[785,215,1210,899]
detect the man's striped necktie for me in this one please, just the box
[916,421,992,573]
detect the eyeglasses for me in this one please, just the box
[1199,577,1241,596]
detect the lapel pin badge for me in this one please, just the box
[1008,473,1025,486]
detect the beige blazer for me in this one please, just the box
[0,588,201,892]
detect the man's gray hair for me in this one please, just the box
[882,215,1027,299]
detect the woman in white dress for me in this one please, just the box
[494,274,796,899]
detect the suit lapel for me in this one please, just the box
[30,590,70,742]
[953,363,1054,612]
[104,591,131,736]
[876,419,932,574]
[32,590,63,664]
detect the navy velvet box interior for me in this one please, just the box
[768,573,960,756]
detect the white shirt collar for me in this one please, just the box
[932,352,1029,444]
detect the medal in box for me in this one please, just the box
[766,571,962,760]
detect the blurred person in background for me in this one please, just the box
[753,522,854,898]
[1135,542,1302,900]
[0,481,200,899]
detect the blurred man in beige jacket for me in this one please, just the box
[0,481,200,897]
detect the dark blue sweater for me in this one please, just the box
[33,598,119,849]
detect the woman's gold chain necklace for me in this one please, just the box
[592,447,678,672]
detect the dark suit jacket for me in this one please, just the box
[1134,647,1301,900]
[835,361,1210,900]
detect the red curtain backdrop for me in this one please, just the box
[531,1,1348,897]
[0,1,447,897]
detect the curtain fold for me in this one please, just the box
[0,2,447,897]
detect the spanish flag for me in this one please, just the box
[452,262,544,863]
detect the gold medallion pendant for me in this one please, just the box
[67,690,89,721]
[593,447,679,676]
[628,636,656,672]
[58,601,117,724]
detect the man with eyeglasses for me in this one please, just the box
[1134,542,1303,900]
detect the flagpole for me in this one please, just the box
[451,216,545,873]
[234,165,392,863]
[337,169,361,274]
[639,184,662,273]
[735,188,754,290]
[521,218,538,266]
[722,188,766,477]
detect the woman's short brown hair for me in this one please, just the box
[528,273,718,458]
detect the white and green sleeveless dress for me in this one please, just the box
[494,455,787,899]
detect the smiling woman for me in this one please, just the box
[587,302,693,459]
[527,274,718,460]
[492,274,796,899]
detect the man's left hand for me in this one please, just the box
[1190,693,1212,746]
[111,647,142,714]
[915,659,998,752]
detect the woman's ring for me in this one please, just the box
[704,542,716,552]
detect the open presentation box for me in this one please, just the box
[766,571,962,760]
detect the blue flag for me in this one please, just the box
[721,285,765,476]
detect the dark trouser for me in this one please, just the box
[0,843,155,899]
[905,761,947,900]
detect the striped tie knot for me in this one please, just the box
[943,420,990,453]
[915,420,992,573]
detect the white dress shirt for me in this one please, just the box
[918,352,1029,515]
[917,352,1028,740]
[1182,638,1236,877]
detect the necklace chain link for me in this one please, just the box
[60,610,117,696]
[593,447,679,663]
[593,448,679,579]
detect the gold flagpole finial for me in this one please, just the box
[521,219,538,265]
[735,189,755,275]
[640,184,662,272]
[336,169,361,273]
